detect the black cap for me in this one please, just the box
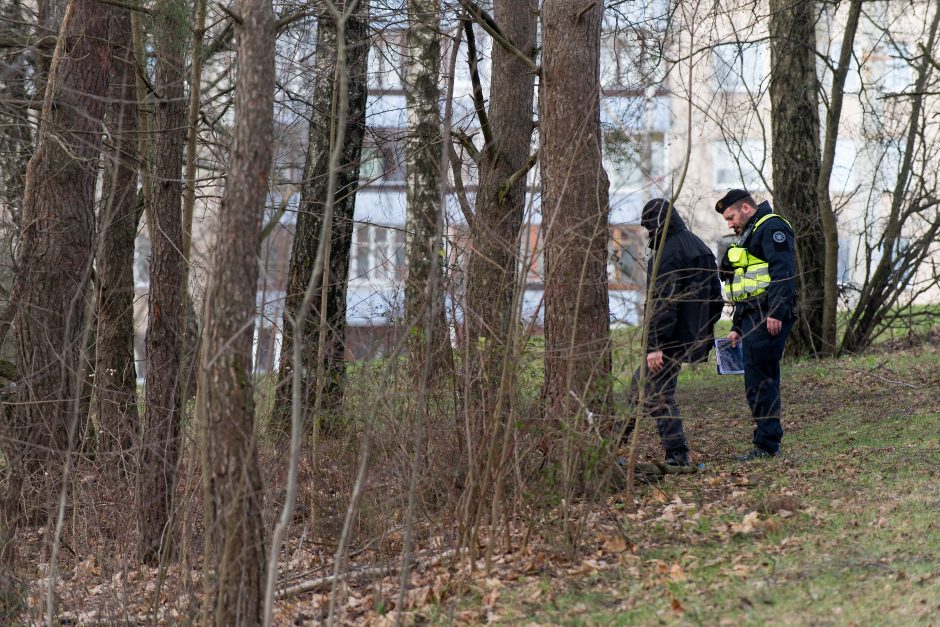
[715,189,752,213]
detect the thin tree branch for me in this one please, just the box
[278,550,457,600]
[275,9,314,30]
[456,0,539,75]
[448,144,474,228]
[96,0,152,14]
[453,130,479,162]
[497,148,538,203]
[463,18,493,148]
[216,4,243,25]
[0,35,57,49]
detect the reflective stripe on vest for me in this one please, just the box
[723,214,792,303]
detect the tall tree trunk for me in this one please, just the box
[769,0,824,357]
[0,0,34,361]
[404,0,452,381]
[2,0,111,602]
[136,0,189,564]
[95,4,141,466]
[460,0,537,541]
[273,0,369,434]
[198,0,273,618]
[817,0,863,355]
[540,0,611,419]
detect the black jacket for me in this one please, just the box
[726,200,797,333]
[642,200,724,363]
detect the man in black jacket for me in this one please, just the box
[620,198,723,467]
[716,189,797,460]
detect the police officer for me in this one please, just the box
[715,189,797,460]
[621,198,723,467]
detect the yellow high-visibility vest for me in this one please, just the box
[724,214,792,302]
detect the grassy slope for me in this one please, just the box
[443,343,940,625]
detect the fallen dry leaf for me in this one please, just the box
[483,587,500,607]
[669,563,687,582]
[406,585,431,609]
[731,511,760,535]
[602,534,628,553]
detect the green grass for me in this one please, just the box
[421,342,940,625]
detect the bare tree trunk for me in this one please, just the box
[273,0,369,434]
[540,0,611,419]
[769,0,824,356]
[2,0,111,604]
[198,0,273,618]
[95,4,141,466]
[136,0,189,564]
[404,0,452,381]
[816,0,863,355]
[0,0,33,363]
[460,0,537,543]
[33,0,67,88]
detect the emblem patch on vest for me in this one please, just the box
[772,231,786,243]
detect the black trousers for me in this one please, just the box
[740,309,794,454]
[620,356,687,456]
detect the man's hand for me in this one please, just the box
[767,317,782,336]
[646,350,664,374]
[728,330,741,348]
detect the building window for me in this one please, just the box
[870,138,904,192]
[600,28,665,90]
[604,130,666,192]
[712,139,767,191]
[830,138,857,193]
[368,29,404,92]
[253,290,284,374]
[868,42,912,94]
[609,225,647,288]
[521,224,646,290]
[266,189,300,226]
[712,42,766,93]
[359,137,406,186]
[350,224,406,284]
[824,39,862,94]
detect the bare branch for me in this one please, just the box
[457,0,539,75]
[453,130,480,162]
[448,143,474,228]
[216,4,243,25]
[463,18,493,148]
[275,10,314,30]
[497,148,538,203]
[95,0,152,14]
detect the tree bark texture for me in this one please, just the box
[274,0,369,432]
[198,0,273,620]
[136,0,188,564]
[539,0,611,419]
[95,4,141,464]
[0,0,33,363]
[769,0,824,357]
[460,0,536,531]
[2,0,111,595]
[404,0,452,380]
